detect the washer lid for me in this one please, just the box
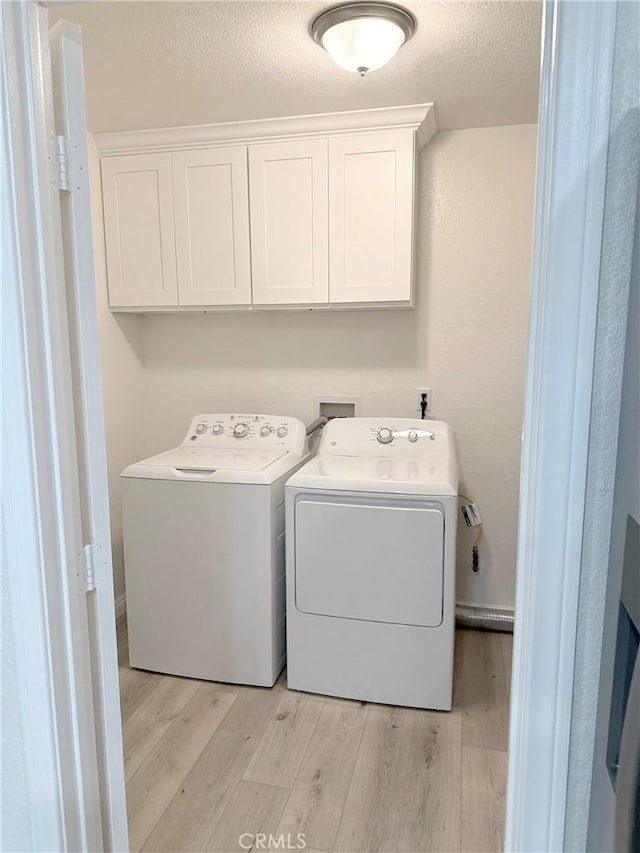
[121,446,294,484]
[286,453,458,496]
[138,446,287,472]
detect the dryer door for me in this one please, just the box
[294,497,444,627]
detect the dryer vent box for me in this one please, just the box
[315,395,361,420]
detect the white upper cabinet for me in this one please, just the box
[97,105,436,311]
[249,139,329,306]
[172,147,251,306]
[329,132,415,305]
[101,153,178,308]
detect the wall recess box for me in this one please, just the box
[314,395,361,419]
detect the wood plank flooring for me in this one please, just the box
[117,620,512,852]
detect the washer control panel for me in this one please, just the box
[183,414,305,453]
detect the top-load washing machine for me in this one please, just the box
[121,413,308,687]
[285,417,459,710]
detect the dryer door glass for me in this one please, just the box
[294,498,444,627]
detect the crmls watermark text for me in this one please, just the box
[238,832,306,850]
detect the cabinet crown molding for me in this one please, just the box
[95,103,436,156]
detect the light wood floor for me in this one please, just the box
[117,620,511,853]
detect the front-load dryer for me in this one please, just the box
[122,413,308,686]
[285,417,459,710]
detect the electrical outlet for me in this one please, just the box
[418,387,432,418]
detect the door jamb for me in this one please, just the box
[505,1,618,850]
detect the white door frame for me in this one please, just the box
[505,1,619,850]
[49,17,129,852]
[3,2,100,848]
[2,7,68,848]
[2,3,127,850]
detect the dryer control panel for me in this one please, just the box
[183,414,308,455]
[318,417,453,460]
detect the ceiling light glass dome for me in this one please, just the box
[312,3,416,77]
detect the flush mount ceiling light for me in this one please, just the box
[311,2,416,77]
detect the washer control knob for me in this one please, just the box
[195,423,207,434]
[211,424,224,435]
[277,426,288,438]
[260,425,272,437]
[233,423,249,438]
[377,427,394,445]
[408,430,418,443]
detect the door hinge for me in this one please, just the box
[50,133,82,192]
[56,135,71,191]
[83,543,97,592]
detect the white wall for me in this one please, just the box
[88,135,145,608]
[95,123,537,608]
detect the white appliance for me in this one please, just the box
[121,413,309,686]
[285,417,459,710]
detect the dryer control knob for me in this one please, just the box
[277,426,289,438]
[260,426,272,437]
[211,424,224,435]
[233,423,249,438]
[195,423,207,434]
[377,427,394,445]
[408,430,418,443]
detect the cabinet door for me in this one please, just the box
[329,132,415,305]
[172,147,251,306]
[101,153,177,308]
[249,139,328,305]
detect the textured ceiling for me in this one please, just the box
[49,0,542,134]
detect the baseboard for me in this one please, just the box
[114,593,126,620]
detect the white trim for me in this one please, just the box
[2,7,67,846]
[415,107,437,152]
[49,18,128,851]
[95,103,436,156]
[1,3,105,849]
[505,1,618,851]
[107,301,413,314]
